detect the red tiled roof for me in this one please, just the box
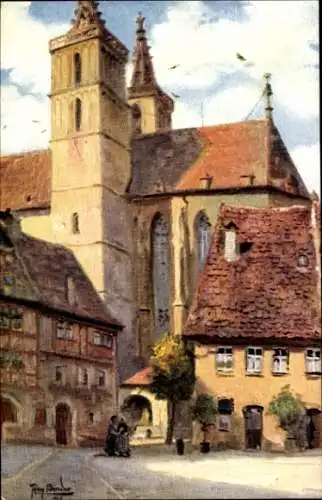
[130,119,309,198]
[1,120,309,211]
[184,203,321,341]
[0,150,51,211]
[0,211,123,328]
[121,367,152,386]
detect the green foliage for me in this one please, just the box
[192,393,218,426]
[150,333,195,402]
[149,333,195,444]
[267,384,305,433]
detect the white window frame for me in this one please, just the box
[93,331,113,348]
[56,320,73,340]
[246,347,263,374]
[272,348,289,374]
[305,348,321,374]
[78,367,88,386]
[216,347,233,372]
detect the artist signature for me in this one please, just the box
[29,476,74,499]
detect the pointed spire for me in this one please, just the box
[129,12,157,95]
[263,72,273,120]
[70,1,105,31]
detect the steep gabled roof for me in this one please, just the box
[0,211,122,329]
[129,119,310,198]
[0,150,51,211]
[0,120,310,212]
[184,203,321,342]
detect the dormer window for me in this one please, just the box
[224,229,237,262]
[298,255,308,267]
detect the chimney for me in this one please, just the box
[199,174,213,189]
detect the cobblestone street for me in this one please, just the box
[1,444,322,500]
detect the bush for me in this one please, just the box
[267,384,305,439]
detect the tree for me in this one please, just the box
[149,333,195,445]
[267,385,305,442]
[192,393,218,443]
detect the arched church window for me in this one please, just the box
[74,53,82,85]
[151,213,170,338]
[195,211,211,274]
[75,98,82,131]
[132,104,142,135]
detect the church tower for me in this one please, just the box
[128,14,174,135]
[49,1,135,380]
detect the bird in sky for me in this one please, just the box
[236,53,247,62]
[32,120,40,123]
[169,64,179,70]
[41,129,47,133]
[171,92,180,99]
[2,124,7,130]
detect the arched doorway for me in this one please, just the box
[306,408,321,449]
[243,405,263,450]
[121,395,153,428]
[0,397,18,440]
[55,403,71,445]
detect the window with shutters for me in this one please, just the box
[246,347,263,374]
[272,348,289,374]
[92,331,113,348]
[225,229,237,262]
[305,348,321,374]
[151,213,170,338]
[195,211,211,274]
[215,347,233,372]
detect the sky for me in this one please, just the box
[1,1,320,195]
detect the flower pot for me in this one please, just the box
[200,441,210,453]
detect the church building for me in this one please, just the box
[1,0,312,430]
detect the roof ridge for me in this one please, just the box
[0,149,50,160]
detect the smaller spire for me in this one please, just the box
[263,72,273,120]
[129,12,157,93]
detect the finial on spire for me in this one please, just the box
[136,12,145,32]
[263,72,273,120]
[71,1,105,31]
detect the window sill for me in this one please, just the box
[245,372,264,377]
[272,371,289,376]
[305,373,321,378]
[216,371,235,377]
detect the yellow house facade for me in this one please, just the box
[184,202,321,450]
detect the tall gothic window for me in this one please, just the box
[195,211,211,274]
[152,213,170,339]
[74,53,82,85]
[75,98,82,131]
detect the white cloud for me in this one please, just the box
[290,144,321,196]
[1,84,50,153]
[0,0,319,197]
[150,0,318,118]
[1,1,69,95]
